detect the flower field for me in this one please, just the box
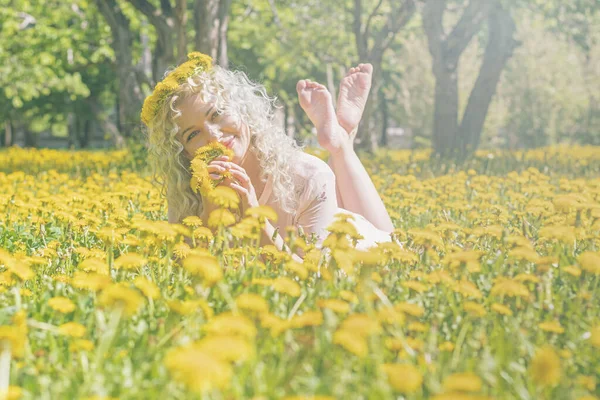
[0,146,599,400]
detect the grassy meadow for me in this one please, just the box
[0,146,599,400]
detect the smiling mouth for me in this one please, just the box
[221,136,235,149]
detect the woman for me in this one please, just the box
[143,52,393,258]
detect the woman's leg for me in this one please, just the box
[297,67,394,233]
[327,141,394,232]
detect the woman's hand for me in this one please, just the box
[208,156,260,214]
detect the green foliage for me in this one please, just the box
[0,0,115,137]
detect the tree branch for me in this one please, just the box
[353,0,367,59]
[363,0,385,40]
[381,0,416,50]
[372,0,416,55]
[445,0,497,62]
[422,0,446,66]
[127,0,171,28]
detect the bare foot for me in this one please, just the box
[336,63,373,139]
[297,79,347,153]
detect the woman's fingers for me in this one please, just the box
[228,169,250,188]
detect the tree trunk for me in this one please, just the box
[95,0,144,137]
[431,66,459,157]
[87,97,126,148]
[175,0,188,60]
[350,0,416,153]
[195,0,231,67]
[23,129,37,148]
[423,0,498,159]
[217,0,231,67]
[459,4,517,156]
[3,120,12,147]
[358,56,383,152]
[379,87,388,147]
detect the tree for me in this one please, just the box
[423,0,518,159]
[351,0,417,152]
[95,0,145,144]
[195,0,232,68]
[0,0,116,147]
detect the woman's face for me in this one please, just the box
[175,95,251,164]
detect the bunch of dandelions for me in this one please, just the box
[190,141,235,196]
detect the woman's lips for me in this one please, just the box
[221,136,235,149]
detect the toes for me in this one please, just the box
[361,63,373,73]
[296,79,307,93]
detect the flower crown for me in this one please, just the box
[141,51,213,126]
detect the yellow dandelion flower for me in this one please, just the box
[114,253,147,270]
[0,386,23,400]
[236,293,269,313]
[58,322,87,338]
[0,326,24,357]
[490,277,530,298]
[285,260,309,280]
[339,290,359,304]
[463,302,486,317]
[339,314,381,336]
[578,252,600,275]
[71,272,111,292]
[182,216,203,228]
[207,186,240,210]
[203,312,257,338]
[539,321,565,334]
[442,372,482,392]
[377,307,405,325]
[133,277,160,299]
[271,276,301,297]
[530,345,561,387]
[395,302,425,317]
[98,284,144,317]
[48,297,76,313]
[290,311,323,329]
[382,363,423,394]
[563,265,582,277]
[491,303,512,316]
[182,254,223,287]
[208,208,237,228]
[79,258,109,275]
[70,339,94,352]
[164,345,232,392]
[168,299,206,316]
[317,299,350,314]
[194,335,254,363]
[576,375,596,391]
[402,281,429,293]
[5,260,34,281]
[408,322,428,332]
[260,313,291,337]
[439,341,455,352]
[508,246,540,263]
[333,329,368,357]
[452,280,483,299]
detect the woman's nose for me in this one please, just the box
[205,124,222,142]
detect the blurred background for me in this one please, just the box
[0,0,598,159]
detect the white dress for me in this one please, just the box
[258,151,392,251]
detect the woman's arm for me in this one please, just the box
[294,160,339,247]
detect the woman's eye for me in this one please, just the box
[211,109,223,122]
[187,130,200,142]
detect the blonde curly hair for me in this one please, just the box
[144,65,303,224]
